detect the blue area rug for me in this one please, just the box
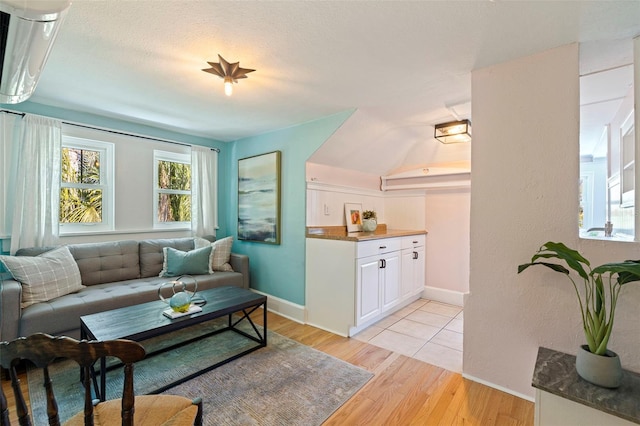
[28,319,373,425]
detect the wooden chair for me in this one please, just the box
[0,333,203,426]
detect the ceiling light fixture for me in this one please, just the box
[434,119,472,144]
[202,54,255,97]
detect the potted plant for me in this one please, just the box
[362,210,377,232]
[518,241,640,388]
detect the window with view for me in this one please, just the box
[154,150,191,227]
[60,137,114,233]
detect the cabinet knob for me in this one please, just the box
[413,251,418,259]
[379,259,386,268]
[379,245,387,249]
[413,240,418,244]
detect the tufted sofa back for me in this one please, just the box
[15,237,204,286]
[138,238,194,278]
[16,240,139,286]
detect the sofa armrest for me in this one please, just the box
[229,253,250,289]
[0,278,22,341]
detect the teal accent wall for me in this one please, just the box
[222,110,354,305]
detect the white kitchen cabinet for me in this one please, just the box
[356,248,401,326]
[401,235,426,298]
[306,232,426,337]
[381,253,401,312]
[356,255,382,324]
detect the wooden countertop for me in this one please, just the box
[306,225,427,242]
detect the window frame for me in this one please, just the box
[59,136,115,235]
[153,150,192,229]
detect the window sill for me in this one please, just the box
[60,227,191,237]
[579,232,635,243]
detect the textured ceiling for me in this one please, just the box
[18,1,640,175]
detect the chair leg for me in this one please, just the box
[192,397,203,426]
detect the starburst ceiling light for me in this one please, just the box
[434,119,472,144]
[202,54,255,97]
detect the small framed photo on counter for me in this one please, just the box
[344,203,363,232]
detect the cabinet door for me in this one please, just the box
[401,249,415,298]
[412,246,425,294]
[401,246,426,298]
[381,252,401,312]
[356,256,382,325]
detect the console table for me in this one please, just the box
[532,347,640,425]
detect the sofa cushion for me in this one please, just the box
[139,238,195,278]
[0,246,84,308]
[159,246,213,277]
[18,272,245,338]
[16,241,140,286]
[68,240,140,285]
[194,236,234,272]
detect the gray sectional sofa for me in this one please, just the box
[0,237,249,341]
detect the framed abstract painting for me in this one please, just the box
[238,151,281,244]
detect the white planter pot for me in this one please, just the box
[362,219,377,232]
[575,344,623,388]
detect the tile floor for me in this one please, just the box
[352,298,464,373]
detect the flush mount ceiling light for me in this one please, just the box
[202,54,255,97]
[434,119,472,144]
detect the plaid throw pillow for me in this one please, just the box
[0,246,84,308]
[194,236,234,272]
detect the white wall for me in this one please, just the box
[58,124,193,244]
[383,192,426,230]
[425,188,470,295]
[466,43,640,400]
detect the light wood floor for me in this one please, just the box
[2,310,534,425]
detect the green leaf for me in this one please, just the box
[593,260,640,285]
[518,262,569,275]
[534,242,590,280]
[518,242,638,356]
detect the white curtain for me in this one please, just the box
[10,114,62,254]
[191,146,218,237]
[1,112,23,240]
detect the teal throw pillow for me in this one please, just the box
[159,246,213,277]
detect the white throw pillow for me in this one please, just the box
[194,236,234,272]
[0,246,84,308]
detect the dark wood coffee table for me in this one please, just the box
[80,285,267,400]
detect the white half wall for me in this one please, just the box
[466,42,640,399]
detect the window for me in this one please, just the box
[154,150,191,228]
[60,137,115,234]
[579,53,635,241]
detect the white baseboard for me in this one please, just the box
[250,289,306,324]
[422,286,466,307]
[462,373,535,402]
[305,321,349,338]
